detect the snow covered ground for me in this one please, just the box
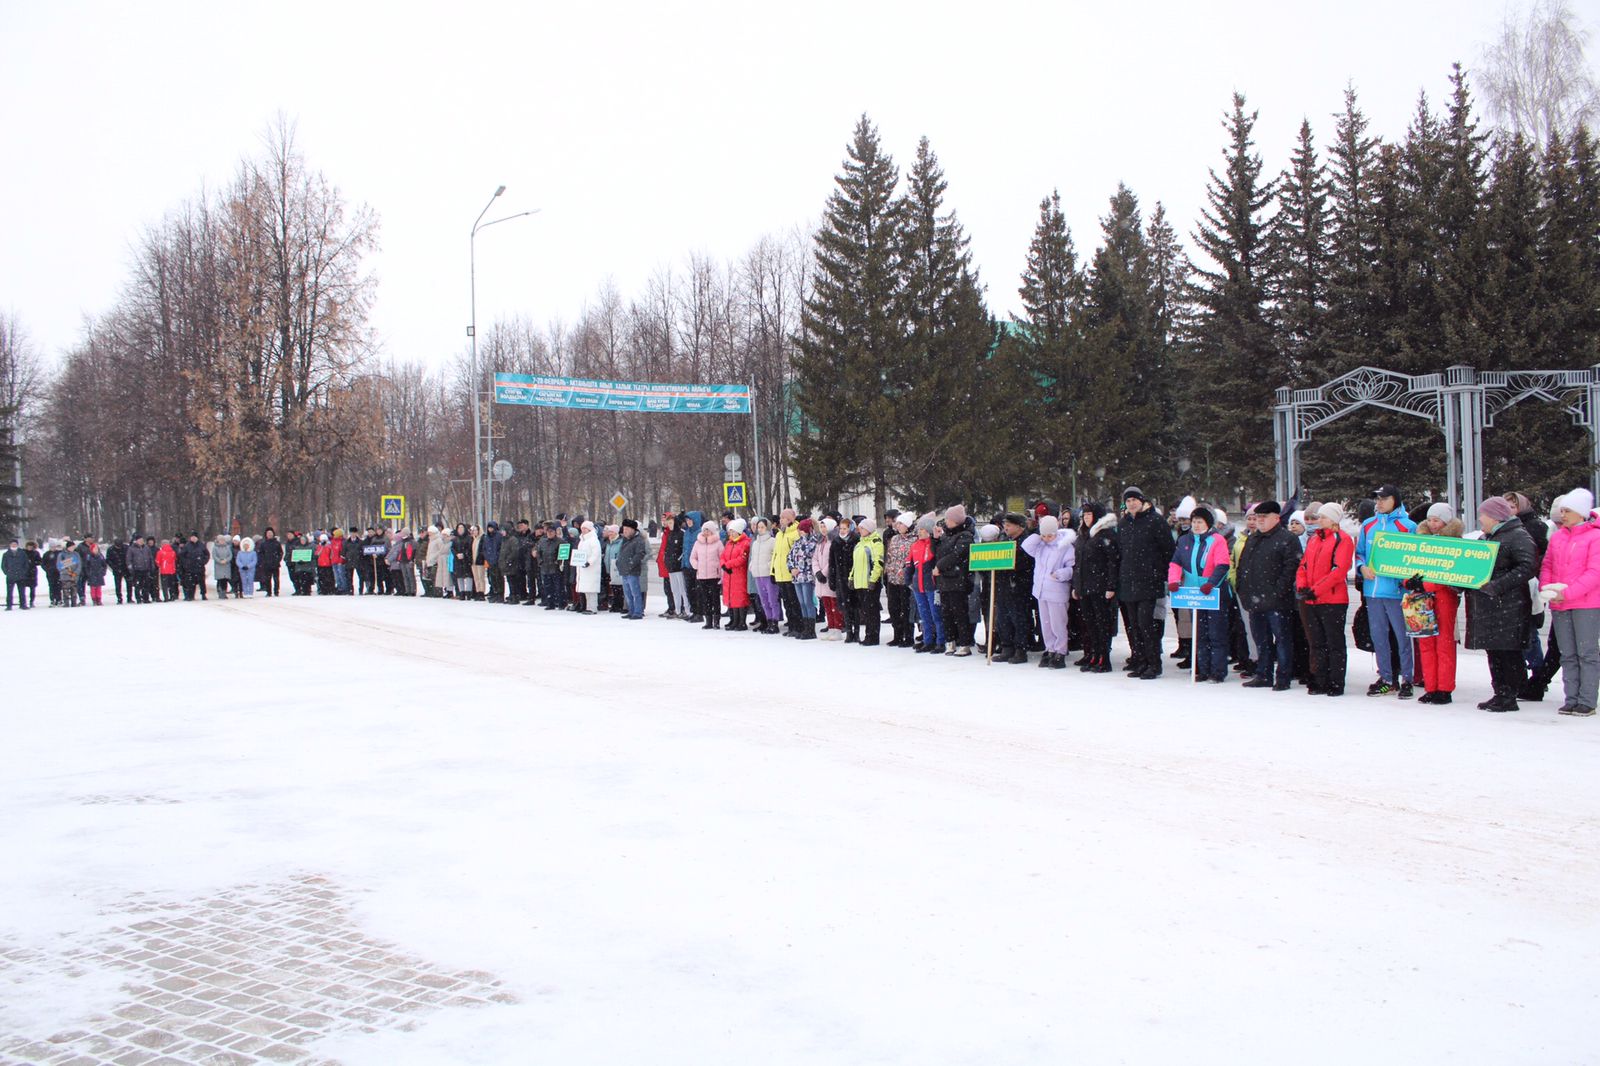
[3,590,1598,1065]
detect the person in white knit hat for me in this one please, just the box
[1541,488,1600,715]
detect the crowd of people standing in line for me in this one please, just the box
[6,482,1599,717]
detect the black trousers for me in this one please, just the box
[484,565,503,601]
[261,569,279,596]
[886,583,914,642]
[1305,603,1349,690]
[1081,594,1116,662]
[778,581,801,629]
[111,569,130,602]
[851,585,881,643]
[160,574,178,600]
[1124,598,1160,671]
[939,588,974,647]
[181,574,203,600]
[6,579,28,608]
[505,571,526,603]
[996,588,1029,649]
[1487,648,1527,698]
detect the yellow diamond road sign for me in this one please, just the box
[610,492,628,511]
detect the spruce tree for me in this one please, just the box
[1016,190,1120,503]
[1482,132,1579,499]
[1186,93,1281,502]
[1083,184,1171,496]
[890,137,997,510]
[1436,64,1493,369]
[1325,85,1380,374]
[793,115,903,510]
[1273,119,1333,387]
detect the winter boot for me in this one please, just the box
[943,642,957,656]
[1009,646,1028,665]
[1170,639,1191,661]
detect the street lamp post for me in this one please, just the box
[469,186,538,528]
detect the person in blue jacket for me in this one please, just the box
[1355,484,1418,698]
[679,510,704,621]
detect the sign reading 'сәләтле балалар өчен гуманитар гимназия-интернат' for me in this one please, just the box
[1369,531,1500,589]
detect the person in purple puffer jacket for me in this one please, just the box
[1021,515,1077,669]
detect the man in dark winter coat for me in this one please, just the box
[1116,488,1175,679]
[3,539,35,610]
[933,505,976,654]
[177,534,210,600]
[107,537,130,603]
[535,523,565,608]
[256,529,283,597]
[1234,501,1304,691]
[502,522,529,604]
[615,519,649,619]
[125,536,156,604]
[994,513,1035,664]
[475,521,505,602]
[1467,496,1540,712]
[1073,502,1120,672]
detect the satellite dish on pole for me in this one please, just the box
[491,459,513,482]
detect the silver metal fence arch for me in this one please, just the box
[1272,364,1600,517]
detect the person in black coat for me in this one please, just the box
[177,534,210,600]
[1234,501,1304,690]
[1467,497,1540,712]
[256,529,283,597]
[107,538,130,603]
[830,519,859,639]
[994,513,1035,663]
[1073,502,1120,672]
[933,505,976,654]
[3,539,35,610]
[1116,488,1174,679]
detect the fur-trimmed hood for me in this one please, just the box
[1090,513,1118,538]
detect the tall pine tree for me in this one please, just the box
[1185,93,1281,502]
[793,115,903,509]
[890,137,997,510]
[1016,190,1120,503]
[1273,119,1332,387]
[1083,184,1172,496]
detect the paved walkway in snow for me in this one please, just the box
[2,596,1597,1064]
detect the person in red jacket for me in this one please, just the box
[155,539,179,602]
[1405,503,1465,704]
[1295,503,1356,696]
[719,518,752,630]
[656,511,677,618]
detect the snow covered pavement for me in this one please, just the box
[3,595,1598,1064]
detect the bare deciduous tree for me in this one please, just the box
[1478,0,1600,146]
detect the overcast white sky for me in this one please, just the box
[3,0,1594,370]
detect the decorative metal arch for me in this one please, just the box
[1273,364,1600,517]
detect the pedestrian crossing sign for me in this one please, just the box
[380,495,406,521]
[723,481,747,508]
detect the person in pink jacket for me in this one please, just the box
[1539,488,1600,715]
[689,524,725,630]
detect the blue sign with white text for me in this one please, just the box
[1170,586,1221,611]
[493,373,751,414]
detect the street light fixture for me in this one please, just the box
[469,186,539,528]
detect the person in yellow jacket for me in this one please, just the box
[849,518,885,646]
[770,507,804,636]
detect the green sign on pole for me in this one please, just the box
[968,540,1017,572]
[557,543,571,562]
[1369,531,1499,589]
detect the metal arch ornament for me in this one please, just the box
[1273,364,1600,521]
